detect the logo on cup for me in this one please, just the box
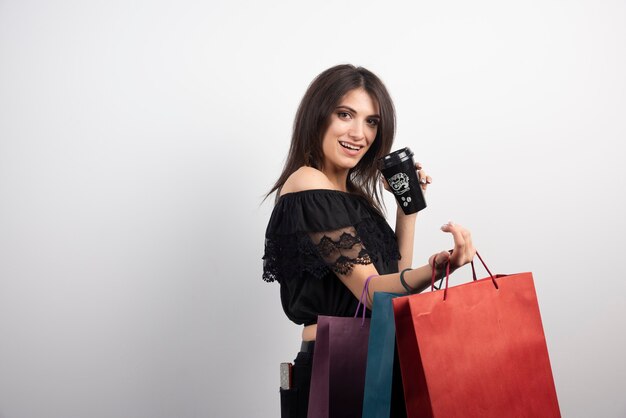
[388,173,410,195]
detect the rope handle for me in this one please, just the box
[354,274,377,325]
[430,251,498,301]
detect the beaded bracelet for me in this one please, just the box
[399,268,415,293]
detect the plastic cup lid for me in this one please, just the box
[378,147,414,170]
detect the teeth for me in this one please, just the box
[340,141,361,151]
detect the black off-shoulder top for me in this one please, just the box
[262,189,400,326]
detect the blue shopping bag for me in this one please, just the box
[362,292,404,418]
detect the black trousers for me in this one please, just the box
[279,342,407,418]
[280,342,314,418]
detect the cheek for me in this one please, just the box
[322,132,333,147]
[322,135,336,156]
[367,130,378,145]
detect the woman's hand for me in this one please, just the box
[415,162,432,192]
[429,222,476,274]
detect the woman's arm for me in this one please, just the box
[337,222,474,309]
[395,209,417,271]
[388,162,431,271]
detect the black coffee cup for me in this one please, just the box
[378,147,427,214]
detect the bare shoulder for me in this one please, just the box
[280,167,336,196]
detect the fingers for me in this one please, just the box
[466,227,474,258]
[440,221,475,269]
[429,250,452,268]
[428,250,451,282]
[440,221,466,249]
[415,162,432,191]
[379,175,391,192]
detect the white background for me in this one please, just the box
[1,0,625,417]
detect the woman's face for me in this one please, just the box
[320,88,380,174]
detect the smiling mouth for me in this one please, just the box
[339,141,363,151]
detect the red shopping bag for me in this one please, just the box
[393,253,561,418]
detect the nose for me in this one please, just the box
[348,120,365,141]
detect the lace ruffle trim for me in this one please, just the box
[262,221,400,283]
[316,232,372,275]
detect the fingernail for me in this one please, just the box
[441,220,454,229]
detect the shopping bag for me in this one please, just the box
[307,276,374,418]
[393,295,429,416]
[362,291,405,418]
[393,253,561,418]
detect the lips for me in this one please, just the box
[339,141,363,151]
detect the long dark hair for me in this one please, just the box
[266,64,396,213]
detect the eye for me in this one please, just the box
[337,111,352,120]
[367,118,380,127]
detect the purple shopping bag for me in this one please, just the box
[307,276,373,418]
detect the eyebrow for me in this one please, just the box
[336,105,380,119]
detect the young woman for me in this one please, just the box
[262,64,475,417]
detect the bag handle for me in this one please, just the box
[431,251,499,301]
[354,274,376,326]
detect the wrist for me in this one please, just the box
[396,206,417,220]
[399,268,417,294]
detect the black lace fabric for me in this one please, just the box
[262,190,401,325]
[309,227,372,275]
[262,190,400,285]
[262,220,399,283]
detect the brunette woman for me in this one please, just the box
[263,64,475,417]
